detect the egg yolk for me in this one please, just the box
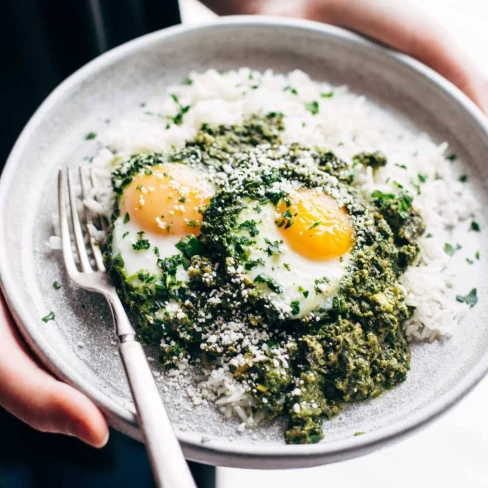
[276,189,354,260]
[122,164,213,236]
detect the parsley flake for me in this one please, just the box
[132,239,150,251]
[284,85,298,95]
[42,311,56,323]
[471,221,480,232]
[304,100,319,115]
[84,132,97,140]
[444,243,461,256]
[52,281,61,290]
[254,274,283,293]
[456,288,478,307]
[290,301,301,315]
[307,221,320,231]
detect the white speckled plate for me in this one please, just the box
[1,17,488,469]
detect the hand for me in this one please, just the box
[201,0,488,113]
[0,294,109,447]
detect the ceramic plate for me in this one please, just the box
[1,17,488,469]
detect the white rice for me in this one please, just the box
[70,68,478,425]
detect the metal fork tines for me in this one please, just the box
[57,167,196,488]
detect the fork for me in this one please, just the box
[58,168,197,488]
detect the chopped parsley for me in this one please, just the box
[254,274,283,293]
[283,263,291,271]
[447,154,457,161]
[466,258,474,264]
[264,239,282,256]
[42,311,56,323]
[186,220,200,228]
[320,91,334,98]
[298,286,309,298]
[314,277,330,293]
[354,432,364,436]
[84,132,97,140]
[175,235,204,258]
[245,258,265,270]
[169,93,191,125]
[307,221,320,231]
[476,251,481,260]
[456,288,478,307]
[417,173,427,183]
[459,174,468,182]
[395,163,407,170]
[290,301,301,315]
[284,85,298,95]
[471,221,480,232]
[132,239,150,251]
[183,77,193,86]
[239,219,259,237]
[52,281,61,290]
[123,212,130,223]
[444,243,461,256]
[304,100,319,115]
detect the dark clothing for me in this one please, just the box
[0,0,181,168]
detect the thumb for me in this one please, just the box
[0,295,109,448]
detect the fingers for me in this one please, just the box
[261,0,488,113]
[0,295,109,448]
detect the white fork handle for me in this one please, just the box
[119,338,196,488]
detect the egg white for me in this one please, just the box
[111,217,189,285]
[236,202,351,318]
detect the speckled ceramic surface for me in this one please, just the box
[1,17,488,469]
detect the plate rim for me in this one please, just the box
[1,15,488,468]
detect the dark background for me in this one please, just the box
[0,1,211,487]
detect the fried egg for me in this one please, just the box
[237,189,354,317]
[111,163,214,282]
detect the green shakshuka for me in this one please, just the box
[106,116,425,444]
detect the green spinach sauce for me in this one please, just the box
[106,115,425,444]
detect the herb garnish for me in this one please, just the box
[284,86,298,95]
[290,301,301,315]
[123,212,130,223]
[471,221,480,231]
[459,175,468,182]
[42,311,56,323]
[304,101,319,115]
[85,132,97,140]
[320,91,334,98]
[444,243,461,256]
[254,274,283,293]
[175,235,204,258]
[245,258,265,270]
[239,219,259,237]
[307,221,320,231]
[456,288,478,307]
[264,239,282,256]
[132,239,150,251]
[52,281,61,290]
